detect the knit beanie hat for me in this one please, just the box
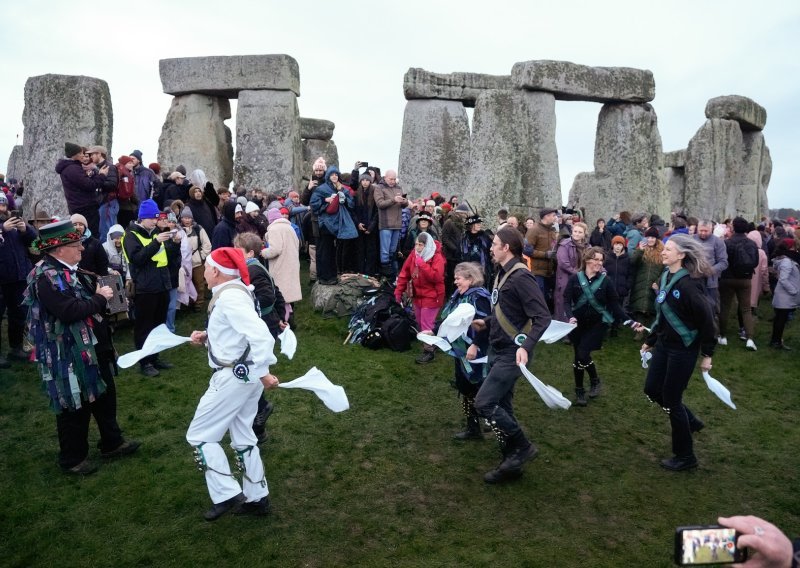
[130,150,143,162]
[180,207,193,219]
[65,142,84,158]
[207,247,250,285]
[235,204,243,214]
[313,157,327,170]
[644,227,660,238]
[149,163,161,175]
[118,155,133,166]
[245,202,260,214]
[138,199,160,219]
[70,213,88,228]
[266,208,282,224]
[0,192,7,205]
[611,235,626,247]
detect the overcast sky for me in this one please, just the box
[2,0,798,209]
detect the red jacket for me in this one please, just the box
[395,239,445,309]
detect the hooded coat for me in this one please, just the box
[395,239,446,309]
[310,166,358,240]
[211,201,238,250]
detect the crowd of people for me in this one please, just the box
[0,143,799,532]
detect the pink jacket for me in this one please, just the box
[747,231,769,308]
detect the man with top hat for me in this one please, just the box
[55,142,110,237]
[24,220,140,474]
[0,192,37,368]
[186,247,279,521]
[471,226,551,484]
[122,199,174,377]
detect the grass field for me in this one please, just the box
[0,275,798,567]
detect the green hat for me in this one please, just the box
[32,220,82,253]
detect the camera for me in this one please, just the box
[9,209,20,219]
[674,525,747,565]
[360,161,369,168]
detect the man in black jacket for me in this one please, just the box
[56,142,109,237]
[471,226,551,484]
[87,145,119,241]
[123,199,174,377]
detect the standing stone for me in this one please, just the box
[512,60,655,103]
[234,90,302,193]
[684,119,744,221]
[6,145,23,182]
[738,131,771,220]
[302,139,339,177]
[567,172,615,220]
[466,90,560,219]
[157,94,234,188]
[22,74,113,218]
[399,100,470,199]
[585,103,667,223]
[665,167,686,215]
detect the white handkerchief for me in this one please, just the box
[278,325,297,359]
[471,356,488,364]
[117,324,191,368]
[539,320,577,344]
[640,350,652,369]
[518,364,572,409]
[437,303,476,342]
[279,367,349,412]
[417,332,453,352]
[701,371,737,409]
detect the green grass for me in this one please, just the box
[1,276,798,567]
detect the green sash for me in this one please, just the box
[651,268,698,347]
[573,271,613,325]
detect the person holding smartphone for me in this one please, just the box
[0,193,37,367]
[634,234,716,471]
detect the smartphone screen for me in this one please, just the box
[675,525,747,565]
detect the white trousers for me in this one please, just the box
[186,369,269,504]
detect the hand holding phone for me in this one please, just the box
[674,525,747,565]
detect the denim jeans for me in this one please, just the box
[534,274,555,311]
[379,229,400,265]
[166,288,178,333]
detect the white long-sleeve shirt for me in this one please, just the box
[207,279,276,379]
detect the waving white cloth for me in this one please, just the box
[278,325,297,359]
[701,371,737,409]
[518,364,572,409]
[640,350,653,369]
[437,303,476,342]
[117,324,190,368]
[416,333,453,352]
[539,320,577,344]
[279,367,349,412]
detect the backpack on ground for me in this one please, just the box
[347,288,417,351]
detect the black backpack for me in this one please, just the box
[730,238,759,278]
[348,288,417,350]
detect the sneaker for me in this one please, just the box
[234,496,271,517]
[738,327,747,341]
[660,455,698,471]
[745,339,757,351]
[204,493,246,521]
[63,459,99,476]
[717,337,728,346]
[140,363,160,377]
[415,350,435,364]
[101,440,141,459]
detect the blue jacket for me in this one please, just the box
[310,166,357,240]
[0,221,36,283]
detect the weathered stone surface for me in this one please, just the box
[403,68,513,107]
[302,139,339,177]
[587,103,667,222]
[511,60,655,103]
[663,149,685,169]
[705,95,766,131]
[6,145,23,182]
[465,90,561,220]
[300,118,335,140]
[684,119,744,221]
[737,131,771,220]
[567,172,616,222]
[157,94,233,188]
[234,90,302,193]
[22,74,113,218]
[665,167,686,215]
[159,55,300,98]
[398,100,470,199]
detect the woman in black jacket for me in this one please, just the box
[589,218,612,252]
[635,234,716,472]
[564,246,628,406]
[353,174,379,277]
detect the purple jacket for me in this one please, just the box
[55,159,107,212]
